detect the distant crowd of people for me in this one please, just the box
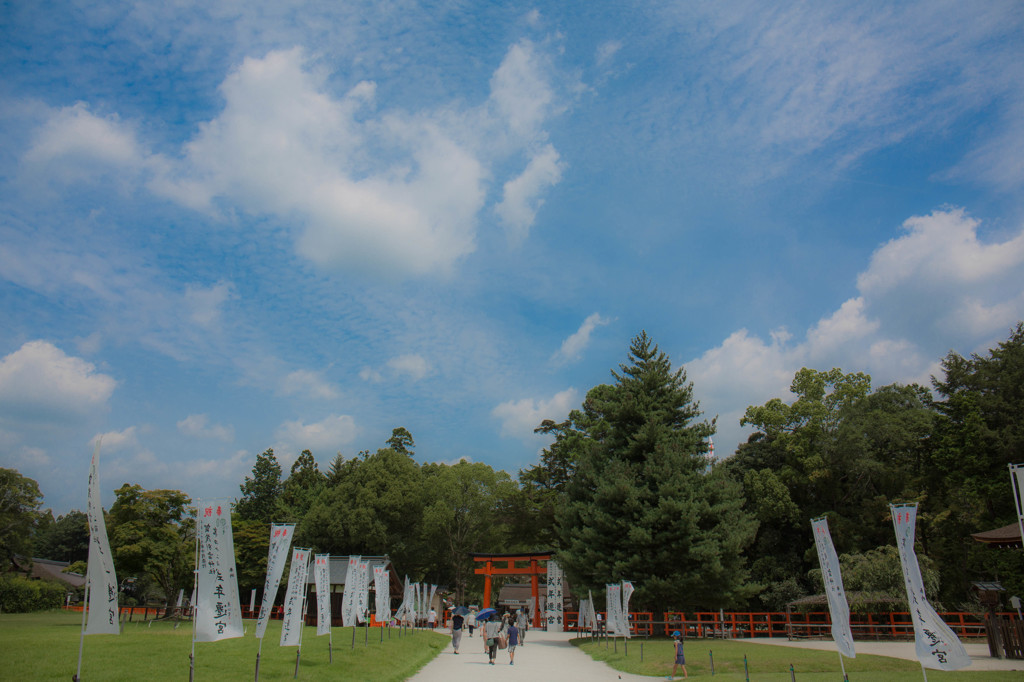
[445,606,530,665]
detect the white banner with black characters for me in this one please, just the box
[374,566,390,622]
[356,560,370,624]
[620,581,634,638]
[891,504,970,671]
[314,554,332,637]
[85,441,119,635]
[341,556,360,627]
[606,583,621,635]
[255,524,295,639]
[545,560,564,632]
[280,548,310,647]
[811,516,855,659]
[195,500,243,641]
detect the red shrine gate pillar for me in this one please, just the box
[471,552,554,629]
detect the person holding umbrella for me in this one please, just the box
[477,608,504,664]
[450,606,468,654]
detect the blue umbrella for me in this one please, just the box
[475,607,497,621]
[453,606,470,616]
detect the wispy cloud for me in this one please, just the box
[177,414,234,442]
[552,313,611,365]
[492,387,579,442]
[280,369,339,400]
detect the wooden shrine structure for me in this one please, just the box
[470,551,553,628]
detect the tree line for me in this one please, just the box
[5,323,1023,614]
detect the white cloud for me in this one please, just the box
[24,102,144,177]
[359,367,384,383]
[596,40,622,67]
[688,207,1024,457]
[492,388,579,441]
[0,341,116,420]
[177,414,234,442]
[184,281,234,328]
[280,369,339,400]
[551,313,611,365]
[387,354,431,381]
[274,414,357,456]
[90,426,140,452]
[495,144,564,243]
[489,40,556,140]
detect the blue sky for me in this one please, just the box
[2,1,1023,514]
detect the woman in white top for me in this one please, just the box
[483,615,506,665]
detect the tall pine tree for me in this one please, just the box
[555,332,757,610]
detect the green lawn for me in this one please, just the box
[0,610,448,681]
[574,636,1022,681]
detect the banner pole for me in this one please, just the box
[190,504,200,682]
[838,652,848,681]
[921,661,928,681]
[74,581,90,681]
[254,637,263,682]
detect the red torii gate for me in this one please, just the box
[471,551,553,629]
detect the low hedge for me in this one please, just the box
[0,574,67,612]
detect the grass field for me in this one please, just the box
[574,636,1023,681]
[0,610,448,681]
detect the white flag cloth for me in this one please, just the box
[255,523,295,639]
[546,561,564,632]
[811,517,855,658]
[620,581,634,638]
[606,583,622,635]
[374,567,390,622]
[1011,464,1024,540]
[342,556,360,627]
[280,548,311,646]
[891,504,971,670]
[314,554,332,637]
[85,441,119,635]
[428,584,438,624]
[587,590,597,630]
[195,501,243,641]
[356,561,370,624]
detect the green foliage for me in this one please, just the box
[277,449,326,521]
[107,484,193,602]
[386,427,415,455]
[808,545,941,610]
[235,448,283,523]
[33,509,89,563]
[0,573,66,612]
[557,332,757,610]
[0,467,44,561]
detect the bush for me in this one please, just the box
[0,574,67,612]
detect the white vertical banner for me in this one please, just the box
[356,561,370,624]
[811,517,855,659]
[249,588,257,615]
[606,583,621,635]
[341,556,360,627]
[620,581,634,638]
[891,504,971,671]
[280,548,310,646]
[1011,464,1024,544]
[195,500,243,641]
[314,554,332,637]
[545,561,563,631]
[373,566,390,622]
[255,523,295,639]
[85,441,119,635]
[428,584,438,622]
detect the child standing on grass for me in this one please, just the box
[669,630,687,679]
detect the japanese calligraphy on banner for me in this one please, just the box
[356,561,370,624]
[545,560,563,632]
[314,554,331,637]
[891,504,971,671]
[374,566,390,622]
[620,581,634,638]
[341,556,360,627]
[255,523,295,639]
[811,517,855,659]
[85,441,119,635]
[606,583,622,635]
[280,548,310,647]
[195,501,243,641]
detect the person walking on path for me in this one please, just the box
[669,630,688,680]
[428,607,437,629]
[506,621,519,665]
[449,611,464,654]
[483,614,506,665]
[466,609,476,637]
[515,608,528,645]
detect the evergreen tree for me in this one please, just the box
[235,448,283,523]
[556,332,757,609]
